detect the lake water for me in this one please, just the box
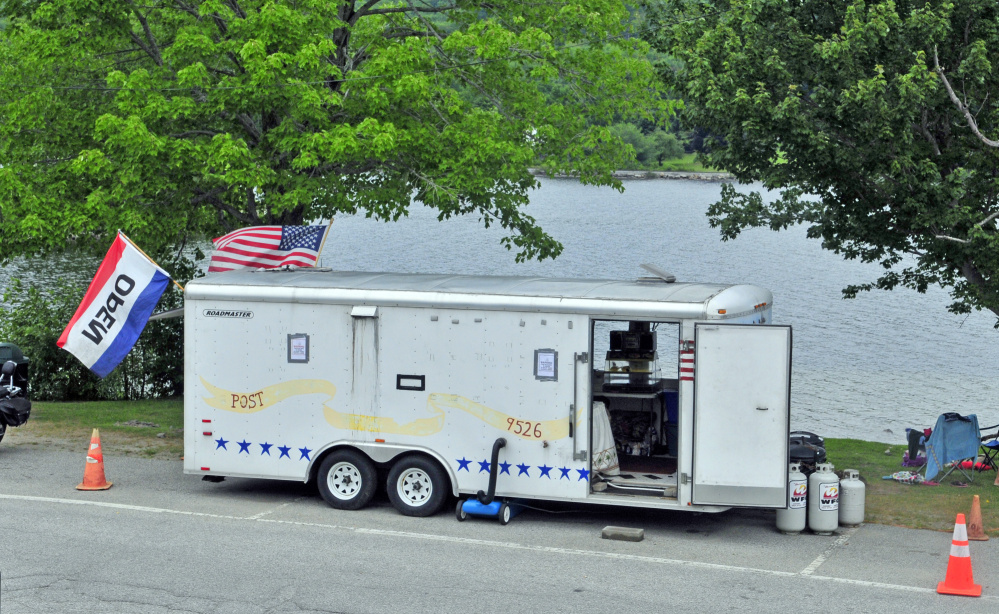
[3,177,997,442]
[320,178,999,444]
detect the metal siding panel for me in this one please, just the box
[692,324,791,507]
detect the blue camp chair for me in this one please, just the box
[923,413,981,483]
[979,423,999,471]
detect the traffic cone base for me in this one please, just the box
[968,495,989,541]
[76,428,112,491]
[937,513,982,597]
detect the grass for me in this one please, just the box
[826,438,998,535]
[11,398,184,458]
[7,402,994,534]
[654,154,722,173]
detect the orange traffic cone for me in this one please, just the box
[968,495,989,541]
[937,513,982,597]
[76,428,112,491]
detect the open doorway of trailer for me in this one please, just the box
[589,319,680,499]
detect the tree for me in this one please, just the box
[649,0,999,320]
[0,0,668,264]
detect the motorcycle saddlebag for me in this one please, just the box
[0,397,30,427]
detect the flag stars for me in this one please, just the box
[499,461,512,475]
[237,440,251,454]
[538,464,553,479]
[516,463,531,477]
[478,459,491,473]
[456,458,471,472]
[278,446,291,458]
[260,442,272,455]
[215,437,229,451]
[559,467,571,480]
[299,446,312,461]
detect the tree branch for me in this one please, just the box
[934,47,999,148]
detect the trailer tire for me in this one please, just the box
[387,456,448,517]
[317,450,377,510]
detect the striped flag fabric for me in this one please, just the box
[57,232,172,378]
[208,225,328,273]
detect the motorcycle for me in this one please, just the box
[0,360,31,444]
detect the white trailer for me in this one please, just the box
[183,269,791,518]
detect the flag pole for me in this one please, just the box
[315,221,333,268]
[118,231,185,292]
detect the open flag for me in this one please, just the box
[57,232,172,378]
[208,224,329,272]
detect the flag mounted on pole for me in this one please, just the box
[57,232,172,378]
[208,224,329,273]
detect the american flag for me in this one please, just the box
[208,225,328,273]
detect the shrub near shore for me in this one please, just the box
[6,400,994,535]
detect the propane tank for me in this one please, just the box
[776,462,808,534]
[808,462,840,535]
[839,469,866,527]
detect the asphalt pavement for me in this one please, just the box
[0,437,997,613]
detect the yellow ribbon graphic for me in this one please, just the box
[428,394,573,441]
[200,377,444,435]
[200,379,576,440]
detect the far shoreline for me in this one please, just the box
[531,168,735,182]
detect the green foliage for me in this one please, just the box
[608,123,686,169]
[0,0,671,264]
[649,0,999,320]
[0,273,184,401]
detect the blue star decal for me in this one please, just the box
[456,457,471,472]
[299,446,312,461]
[538,464,553,479]
[215,437,229,451]
[559,466,571,480]
[499,461,512,475]
[576,468,590,481]
[478,459,491,473]
[278,445,291,459]
[516,463,531,477]
[237,440,251,454]
[260,442,273,455]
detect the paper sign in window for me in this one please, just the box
[288,334,309,363]
[534,349,557,381]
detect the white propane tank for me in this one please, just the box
[839,469,866,527]
[808,463,840,535]
[776,462,808,534]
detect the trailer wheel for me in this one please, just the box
[317,450,377,510]
[387,456,448,517]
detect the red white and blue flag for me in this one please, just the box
[57,232,172,378]
[208,225,328,273]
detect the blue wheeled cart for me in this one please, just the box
[455,437,525,525]
[455,498,526,525]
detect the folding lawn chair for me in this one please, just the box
[979,423,999,471]
[923,413,981,483]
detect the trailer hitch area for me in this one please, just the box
[476,437,507,505]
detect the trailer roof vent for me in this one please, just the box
[350,305,378,318]
[637,263,676,283]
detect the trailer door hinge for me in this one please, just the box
[574,450,588,461]
[576,352,589,364]
[680,472,690,485]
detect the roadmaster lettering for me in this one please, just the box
[82,275,135,344]
[203,309,253,318]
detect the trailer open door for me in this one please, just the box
[691,324,791,507]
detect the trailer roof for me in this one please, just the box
[187,269,773,320]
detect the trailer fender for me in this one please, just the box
[307,442,459,497]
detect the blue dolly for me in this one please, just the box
[455,437,525,525]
